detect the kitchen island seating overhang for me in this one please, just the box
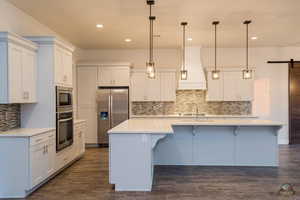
[108,118,283,191]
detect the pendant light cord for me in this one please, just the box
[214,23,217,71]
[212,21,219,72]
[181,22,187,71]
[149,5,152,63]
[183,24,186,71]
[246,22,248,70]
[243,20,251,71]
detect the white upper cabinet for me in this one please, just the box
[0,32,37,104]
[160,72,176,101]
[131,69,176,102]
[55,46,73,87]
[98,65,130,86]
[206,71,223,101]
[206,68,254,102]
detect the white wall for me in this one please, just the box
[0,0,62,38]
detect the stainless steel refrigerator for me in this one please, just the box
[97,87,129,145]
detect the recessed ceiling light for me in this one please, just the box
[251,36,258,40]
[96,24,103,28]
[125,38,132,42]
[187,38,193,41]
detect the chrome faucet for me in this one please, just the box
[190,103,199,119]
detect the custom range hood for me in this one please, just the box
[178,46,207,90]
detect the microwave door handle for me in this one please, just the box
[59,117,73,122]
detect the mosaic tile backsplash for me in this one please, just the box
[0,104,20,131]
[132,90,251,116]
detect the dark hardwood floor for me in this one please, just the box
[21,145,300,200]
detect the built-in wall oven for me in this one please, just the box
[56,86,73,152]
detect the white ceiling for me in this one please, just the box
[8,0,300,49]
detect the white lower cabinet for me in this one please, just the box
[0,122,86,198]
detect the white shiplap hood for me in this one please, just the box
[177,47,207,90]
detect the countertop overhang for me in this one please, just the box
[108,118,284,134]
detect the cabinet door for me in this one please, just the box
[98,67,112,86]
[63,51,73,87]
[160,72,176,101]
[206,71,224,101]
[239,78,254,101]
[78,106,98,144]
[46,133,56,177]
[8,43,23,103]
[131,72,146,101]
[223,71,240,101]
[111,67,130,86]
[54,47,64,86]
[79,126,85,155]
[22,49,37,103]
[30,142,47,188]
[146,75,161,101]
[77,67,98,107]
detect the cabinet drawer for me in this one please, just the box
[30,131,55,146]
[55,148,71,171]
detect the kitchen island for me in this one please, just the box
[108,118,283,191]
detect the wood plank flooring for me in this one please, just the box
[22,145,300,200]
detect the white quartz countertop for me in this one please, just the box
[131,115,258,119]
[0,128,55,137]
[108,118,283,134]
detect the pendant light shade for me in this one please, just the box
[242,20,252,79]
[146,0,156,79]
[180,22,188,80]
[212,21,220,80]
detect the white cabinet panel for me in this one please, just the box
[22,49,37,103]
[8,43,23,103]
[63,51,73,86]
[131,70,176,102]
[54,47,73,87]
[98,66,130,86]
[206,71,223,101]
[146,75,161,101]
[98,67,112,86]
[77,67,98,106]
[111,67,130,86]
[30,142,47,188]
[206,69,254,102]
[131,72,146,101]
[78,106,97,144]
[160,72,176,101]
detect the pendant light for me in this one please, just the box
[242,20,252,79]
[212,21,220,80]
[146,0,156,79]
[180,22,188,80]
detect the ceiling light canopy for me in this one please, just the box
[96,24,103,28]
[180,22,188,80]
[146,0,156,79]
[243,20,253,79]
[212,21,220,80]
